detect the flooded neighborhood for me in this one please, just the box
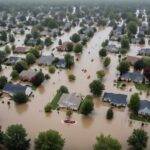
[0,0,150,150]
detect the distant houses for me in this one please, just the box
[102,92,127,107]
[120,72,144,83]
[3,83,32,96]
[58,93,82,111]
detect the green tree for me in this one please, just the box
[134,60,144,71]
[70,33,80,43]
[29,48,40,58]
[94,134,121,150]
[11,70,19,80]
[96,70,106,80]
[0,76,7,89]
[9,34,15,43]
[80,95,94,115]
[5,45,11,54]
[13,92,28,104]
[106,108,113,120]
[58,86,69,94]
[102,39,109,48]
[31,71,44,87]
[89,80,104,96]
[49,65,56,74]
[68,74,76,81]
[103,57,111,67]
[128,93,140,113]
[35,130,65,150]
[0,51,6,63]
[43,18,58,29]
[45,37,53,47]
[4,124,30,150]
[73,43,83,53]
[64,54,74,69]
[26,53,36,65]
[0,31,7,42]
[121,36,130,49]
[117,61,130,75]
[58,39,62,45]
[127,129,148,150]
[66,42,73,52]
[127,21,138,35]
[99,48,107,58]
[14,60,28,73]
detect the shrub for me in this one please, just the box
[96,70,105,79]
[0,76,7,89]
[44,103,52,113]
[106,108,114,120]
[68,74,76,81]
[49,65,56,74]
[11,70,19,80]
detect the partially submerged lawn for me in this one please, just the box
[50,92,62,110]
[134,83,150,91]
[130,113,150,123]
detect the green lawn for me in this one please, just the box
[50,92,62,110]
[134,83,150,91]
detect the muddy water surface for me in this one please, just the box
[0,27,150,150]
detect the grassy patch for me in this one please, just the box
[50,92,62,110]
[134,83,150,91]
[130,113,150,123]
[115,80,126,89]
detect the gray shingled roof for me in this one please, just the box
[58,93,82,110]
[103,92,127,106]
[121,72,144,83]
[37,55,55,66]
[138,100,150,116]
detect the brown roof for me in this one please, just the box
[126,56,142,65]
[56,42,73,52]
[14,47,28,53]
[19,69,38,82]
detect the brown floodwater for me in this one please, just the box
[0,27,150,150]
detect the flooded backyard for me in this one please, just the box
[0,26,150,150]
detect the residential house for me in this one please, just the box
[19,69,39,82]
[106,44,119,53]
[56,42,73,52]
[102,92,127,107]
[120,72,144,83]
[58,93,82,111]
[56,58,66,68]
[138,48,150,56]
[5,56,23,66]
[126,56,142,65]
[37,55,55,66]
[13,46,28,54]
[138,100,150,116]
[3,83,32,96]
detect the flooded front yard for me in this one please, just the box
[0,27,150,150]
